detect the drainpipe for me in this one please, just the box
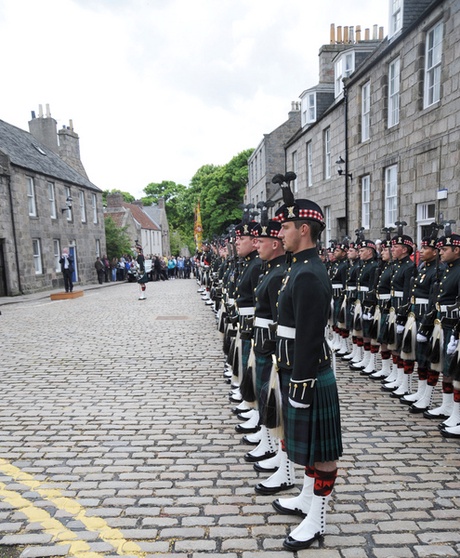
[6,174,23,294]
[344,84,350,237]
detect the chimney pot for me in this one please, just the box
[330,23,335,44]
[337,25,342,43]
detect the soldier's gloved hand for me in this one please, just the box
[447,335,458,355]
[396,324,405,334]
[363,313,373,321]
[288,398,310,409]
[416,332,428,343]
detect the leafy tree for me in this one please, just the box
[141,181,186,230]
[102,189,135,205]
[104,215,132,260]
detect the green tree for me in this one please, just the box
[141,181,186,230]
[102,189,135,205]
[189,149,254,239]
[104,215,132,260]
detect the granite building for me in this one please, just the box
[248,0,459,247]
[0,106,106,296]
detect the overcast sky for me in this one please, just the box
[0,0,389,198]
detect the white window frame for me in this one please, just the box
[361,81,371,141]
[388,58,400,127]
[32,239,42,274]
[53,239,61,272]
[291,151,298,193]
[303,92,316,125]
[389,0,403,38]
[79,191,87,223]
[92,193,98,224]
[324,128,331,179]
[384,165,398,228]
[27,177,37,217]
[324,206,331,248]
[48,182,57,219]
[96,239,101,258]
[361,175,371,229]
[424,21,443,109]
[416,202,436,244]
[65,186,72,221]
[335,51,355,97]
[306,141,313,187]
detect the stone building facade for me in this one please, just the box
[0,107,106,296]
[105,193,165,257]
[249,0,459,248]
[246,104,301,206]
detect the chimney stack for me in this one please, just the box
[58,120,88,179]
[28,104,58,153]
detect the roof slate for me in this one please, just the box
[0,118,100,191]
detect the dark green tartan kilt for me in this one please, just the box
[442,325,454,377]
[346,299,356,330]
[377,312,389,344]
[254,352,274,419]
[362,318,372,338]
[280,365,343,467]
[241,338,251,371]
[333,297,343,323]
[415,341,430,368]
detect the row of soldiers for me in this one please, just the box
[326,223,460,438]
[197,175,343,551]
[195,178,460,549]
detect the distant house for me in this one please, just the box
[0,105,106,296]
[105,193,167,256]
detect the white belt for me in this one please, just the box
[238,306,255,316]
[332,284,343,289]
[415,298,429,305]
[358,286,369,292]
[347,287,357,291]
[439,305,458,313]
[254,317,274,329]
[277,325,296,339]
[393,290,403,298]
[378,294,391,300]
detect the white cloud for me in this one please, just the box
[0,0,389,198]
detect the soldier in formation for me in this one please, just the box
[200,194,459,551]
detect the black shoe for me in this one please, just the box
[254,482,295,495]
[244,450,276,463]
[390,390,407,399]
[283,532,324,551]
[423,409,450,420]
[441,428,460,439]
[235,424,260,434]
[409,404,429,414]
[253,462,279,473]
[242,435,259,446]
[272,498,306,517]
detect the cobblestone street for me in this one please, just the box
[0,279,459,558]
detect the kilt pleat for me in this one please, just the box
[280,366,343,467]
[255,352,275,420]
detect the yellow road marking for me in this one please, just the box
[0,482,103,558]
[0,459,146,557]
